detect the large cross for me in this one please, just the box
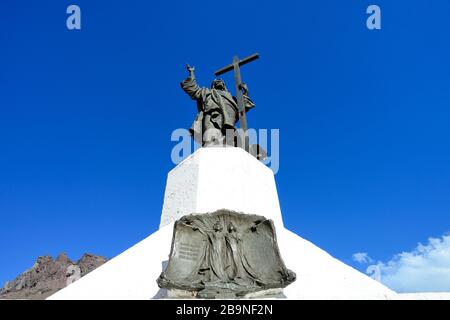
[214,53,259,150]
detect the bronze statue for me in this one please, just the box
[181,65,255,147]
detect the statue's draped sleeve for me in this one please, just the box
[231,93,255,113]
[181,77,206,101]
[243,94,255,112]
[181,77,210,114]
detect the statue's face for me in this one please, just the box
[213,222,222,232]
[227,223,236,233]
[211,79,226,91]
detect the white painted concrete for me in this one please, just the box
[160,147,284,229]
[278,228,395,299]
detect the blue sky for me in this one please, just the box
[1,1,449,292]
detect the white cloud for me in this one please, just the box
[367,233,450,293]
[352,252,374,264]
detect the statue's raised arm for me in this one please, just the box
[181,65,203,101]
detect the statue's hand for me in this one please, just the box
[186,64,196,79]
[186,64,195,73]
[239,83,249,95]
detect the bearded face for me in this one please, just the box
[211,79,227,91]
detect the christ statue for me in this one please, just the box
[181,64,255,146]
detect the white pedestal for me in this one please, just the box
[47,147,400,300]
[160,147,284,229]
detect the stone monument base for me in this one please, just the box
[47,148,397,300]
[159,147,284,230]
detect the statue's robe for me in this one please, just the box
[180,77,255,144]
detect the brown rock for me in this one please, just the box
[0,253,107,300]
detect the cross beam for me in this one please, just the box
[214,53,259,150]
[214,53,260,77]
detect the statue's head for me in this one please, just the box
[211,78,227,91]
[213,222,223,232]
[227,222,237,233]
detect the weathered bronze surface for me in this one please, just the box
[157,210,296,298]
[181,64,255,147]
[181,54,267,160]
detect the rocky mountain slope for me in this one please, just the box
[0,253,107,300]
